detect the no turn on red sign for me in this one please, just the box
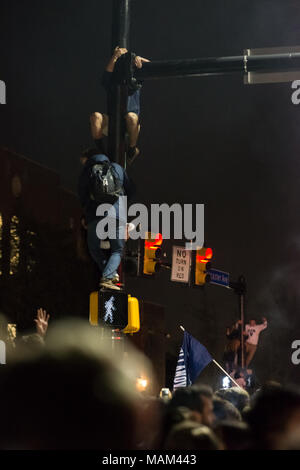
[171,246,191,283]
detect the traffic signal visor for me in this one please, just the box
[89,291,140,334]
[143,232,163,275]
[195,247,213,285]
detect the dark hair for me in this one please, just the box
[245,384,300,449]
[213,396,241,422]
[215,387,250,413]
[164,421,222,450]
[81,148,99,160]
[169,385,213,414]
[214,421,253,450]
[0,320,143,450]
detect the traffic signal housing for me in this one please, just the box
[195,247,213,286]
[143,232,163,275]
[89,290,140,333]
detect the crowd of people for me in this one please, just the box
[0,315,300,450]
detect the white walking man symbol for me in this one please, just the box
[104,296,116,324]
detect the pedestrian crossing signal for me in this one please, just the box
[195,247,213,286]
[89,290,140,333]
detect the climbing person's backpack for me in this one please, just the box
[89,161,123,204]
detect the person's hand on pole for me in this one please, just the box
[113,46,128,60]
[106,46,128,72]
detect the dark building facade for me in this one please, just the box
[0,147,96,330]
[0,148,167,391]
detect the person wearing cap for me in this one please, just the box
[78,148,135,290]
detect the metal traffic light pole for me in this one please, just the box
[240,279,246,369]
[135,52,300,80]
[109,4,300,167]
[106,0,132,295]
[108,0,131,166]
[108,4,300,162]
[229,276,247,369]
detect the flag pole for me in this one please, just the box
[179,325,242,389]
[212,359,242,389]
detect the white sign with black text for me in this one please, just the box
[171,246,191,283]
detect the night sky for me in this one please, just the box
[1,0,300,387]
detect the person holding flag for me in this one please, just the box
[173,327,242,391]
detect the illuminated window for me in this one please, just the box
[10,216,20,275]
[0,213,2,276]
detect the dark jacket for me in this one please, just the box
[78,154,135,224]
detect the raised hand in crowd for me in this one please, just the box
[34,308,50,337]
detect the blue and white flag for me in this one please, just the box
[173,331,213,390]
[173,346,187,389]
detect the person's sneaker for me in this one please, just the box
[100,277,121,290]
[112,274,120,284]
[127,146,140,166]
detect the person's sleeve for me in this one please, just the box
[259,321,268,331]
[245,325,249,334]
[101,71,113,91]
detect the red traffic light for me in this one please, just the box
[145,233,163,250]
[196,247,213,264]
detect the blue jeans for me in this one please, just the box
[87,219,125,279]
